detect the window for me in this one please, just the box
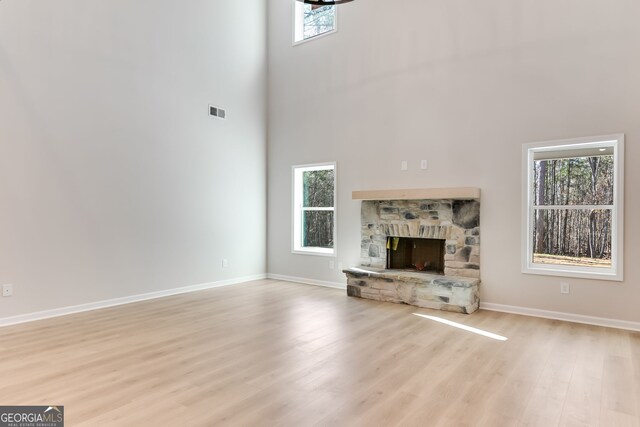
[293,1,336,44]
[522,135,624,281]
[292,163,336,256]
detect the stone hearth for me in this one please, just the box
[345,189,481,314]
[344,267,479,314]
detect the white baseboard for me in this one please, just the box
[267,273,346,290]
[480,302,640,332]
[6,275,636,333]
[0,274,267,328]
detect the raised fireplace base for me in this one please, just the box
[344,267,479,314]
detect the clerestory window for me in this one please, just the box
[293,1,336,44]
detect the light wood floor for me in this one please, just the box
[1,279,639,426]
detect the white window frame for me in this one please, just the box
[292,0,337,45]
[522,134,624,281]
[292,162,337,257]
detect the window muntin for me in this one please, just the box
[522,135,624,281]
[294,2,336,44]
[293,163,336,256]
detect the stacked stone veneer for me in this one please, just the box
[360,199,480,278]
[345,198,481,314]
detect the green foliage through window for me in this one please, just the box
[532,155,614,268]
[303,211,334,248]
[303,169,334,208]
[302,169,334,248]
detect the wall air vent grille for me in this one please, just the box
[209,105,226,119]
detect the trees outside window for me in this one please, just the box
[294,1,336,44]
[522,135,624,281]
[292,163,336,256]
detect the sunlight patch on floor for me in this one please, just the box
[412,313,508,341]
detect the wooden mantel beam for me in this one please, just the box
[351,187,481,200]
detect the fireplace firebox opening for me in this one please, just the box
[386,237,445,274]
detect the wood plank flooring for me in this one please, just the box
[0,279,639,426]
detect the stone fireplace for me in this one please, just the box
[343,188,481,314]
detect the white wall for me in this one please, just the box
[268,0,640,322]
[0,0,267,318]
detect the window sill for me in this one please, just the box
[292,247,335,257]
[522,264,623,282]
[293,28,337,46]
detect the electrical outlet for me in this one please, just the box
[2,284,13,297]
[401,160,408,171]
[560,282,570,294]
[222,259,229,268]
[420,160,428,170]
[329,260,335,270]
